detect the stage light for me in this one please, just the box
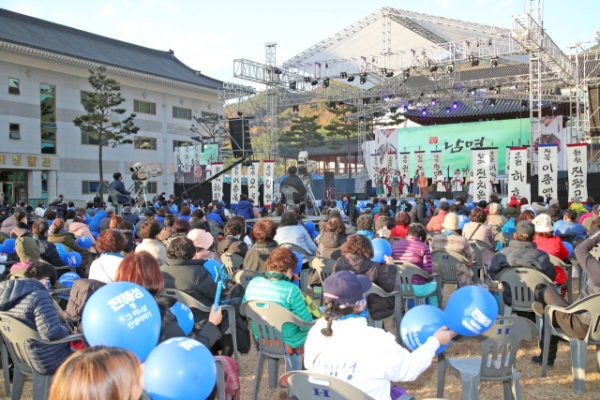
[446,107,451,114]
[329,102,336,110]
[340,72,347,78]
[386,70,394,78]
[383,95,391,102]
[373,112,380,118]
[292,106,299,114]
[471,59,480,67]
[421,108,428,117]
[494,86,501,94]
[552,85,561,95]
[289,81,296,91]
[390,107,398,113]
[552,103,557,111]
[362,98,370,106]
[401,105,408,113]
[403,69,410,81]
[452,101,459,109]
[322,78,329,88]
[525,84,530,92]
[408,100,413,107]
[347,75,355,82]
[360,74,367,85]
[431,98,437,106]
[521,100,528,109]
[359,117,365,125]
[303,77,311,83]
[490,99,496,107]
[447,64,454,74]
[491,57,499,68]
[311,79,318,86]
[469,88,477,96]
[430,65,438,73]
[237,111,243,117]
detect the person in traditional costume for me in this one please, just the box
[468,172,475,197]
[418,171,428,198]
[402,175,409,197]
[376,168,386,198]
[392,171,401,198]
[412,171,420,195]
[436,171,445,192]
[452,169,463,191]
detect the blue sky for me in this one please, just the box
[3,0,598,88]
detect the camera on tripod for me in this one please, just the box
[297,151,317,176]
[130,162,162,182]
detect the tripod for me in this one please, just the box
[128,181,156,212]
[301,175,321,216]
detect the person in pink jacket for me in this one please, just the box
[68,209,97,253]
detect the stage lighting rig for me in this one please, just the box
[407,100,413,107]
[421,108,428,117]
[491,57,499,68]
[490,99,496,107]
[340,72,348,79]
[402,105,409,113]
[359,117,365,125]
[471,59,480,67]
[311,79,318,86]
[303,77,311,83]
[359,74,367,85]
[362,98,370,106]
[403,69,410,81]
[521,100,528,109]
[292,106,299,114]
[452,101,459,109]
[552,103,558,111]
[525,84,530,92]
[446,64,454,74]
[431,98,437,106]
[329,102,336,110]
[289,81,296,90]
[322,78,329,88]
[347,75,355,82]
[430,65,438,73]
[389,107,398,114]
[469,88,477,96]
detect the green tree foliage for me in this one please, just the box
[73,67,139,198]
[323,104,359,177]
[278,115,324,153]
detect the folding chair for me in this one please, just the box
[365,284,403,343]
[220,252,244,276]
[0,313,84,400]
[161,288,238,361]
[107,188,124,215]
[232,269,263,290]
[214,358,226,400]
[431,250,470,292]
[307,258,334,305]
[548,254,574,303]
[494,232,512,250]
[279,242,314,262]
[437,316,537,400]
[393,262,442,308]
[281,185,300,211]
[240,301,315,400]
[469,240,495,284]
[279,371,378,400]
[541,294,600,393]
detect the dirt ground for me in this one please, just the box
[3,278,599,400]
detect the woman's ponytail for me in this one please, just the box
[320,300,335,337]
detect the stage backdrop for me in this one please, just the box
[368,117,567,178]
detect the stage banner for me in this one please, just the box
[489,148,498,183]
[247,161,260,204]
[371,154,380,183]
[263,160,275,207]
[386,152,397,186]
[567,143,588,201]
[399,152,410,180]
[538,144,558,201]
[471,148,491,202]
[230,162,242,205]
[431,150,443,179]
[505,146,511,175]
[211,162,224,202]
[415,151,425,175]
[508,147,528,200]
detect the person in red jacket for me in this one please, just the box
[532,213,568,296]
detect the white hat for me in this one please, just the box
[442,213,460,231]
[532,213,553,233]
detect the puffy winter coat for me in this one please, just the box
[217,236,248,258]
[48,231,89,253]
[161,258,217,307]
[0,218,15,237]
[273,225,317,258]
[68,222,97,253]
[533,235,569,261]
[243,240,278,273]
[409,199,430,226]
[10,222,33,239]
[0,279,71,374]
[235,200,255,220]
[136,239,168,265]
[316,232,347,260]
[66,279,106,330]
[334,253,397,320]
[89,209,106,235]
[47,203,65,220]
[34,235,64,267]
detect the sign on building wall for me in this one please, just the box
[508,147,528,200]
[538,144,558,201]
[471,148,491,202]
[567,143,588,201]
[263,160,274,207]
[211,162,223,201]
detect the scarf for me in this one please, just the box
[264,271,291,282]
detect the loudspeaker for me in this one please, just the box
[324,172,335,188]
[453,191,467,200]
[429,191,450,200]
[228,118,252,158]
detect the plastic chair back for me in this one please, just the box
[365,283,403,339]
[279,242,311,256]
[470,239,493,263]
[232,270,263,290]
[494,232,512,249]
[495,268,554,312]
[570,237,585,249]
[280,371,376,400]
[551,294,600,343]
[107,189,124,214]
[220,252,244,276]
[393,262,438,305]
[431,250,465,285]
[281,185,300,205]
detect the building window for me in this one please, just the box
[80,91,95,104]
[9,124,20,140]
[146,181,158,194]
[8,78,20,95]
[134,100,156,115]
[201,111,219,124]
[81,131,108,146]
[134,136,157,150]
[172,106,192,120]
[41,172,48,200]
[173,140,192,151]
[40,84,56,154]
[82,181,109,195]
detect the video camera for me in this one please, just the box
[297,151,318,176]
[130,162,162,182]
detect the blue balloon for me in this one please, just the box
[401,305,450,355]
[82,282,161,362]
[55,243,67,260]
[292,251,303,274]
[311,231,319,240]
[563,242,574,258]
[445,285,498,336]
[57,272,80,301]
[170,302,194,336]
[459,215,469,230]
[202,259,220,280]
[64,252,82,268]
[371,238,392,263]
[75,236,93,249]
[305,221,315,234]
[144,337,216,400]
[2,239,16,254]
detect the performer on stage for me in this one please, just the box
[418,171,428,198]
[392,170,401,198]
[436,171,445,192]
[402,174,409,198]
[376,168,386,199]
[468,172,475,198]
[452,169,463,191]
[412,170,420,195]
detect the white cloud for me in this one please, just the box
[101,4,115,16]
[13,5,36,16]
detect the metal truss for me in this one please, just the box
[217,81,256,101]
[356,106,368,193]
[265,43,279,162]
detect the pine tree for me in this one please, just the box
[323,104,358,177]
[278,115,324,151]
[73,67,139,199]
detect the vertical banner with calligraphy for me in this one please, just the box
[489,147,498,183]
[399,152,410,180]
[415,151,425,175]
[247,161,260,204]
[230,163,242,205]
[371,154,380,183]
[508,147,528,200]
[567,143,588,201]
[538,144,558,201]
[471,148,491,202]
[182,146,191,173]
[211,162,224,201]
[386,152,397,186]
[505,146,511,175]
[263,160,274,207]
[431,150,442,178]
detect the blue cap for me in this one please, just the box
[323,271,372,307]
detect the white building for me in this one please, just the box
[0,8,224,206]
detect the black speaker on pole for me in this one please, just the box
[453,191,467,200]
[228,118,253,158]
[324,172,335,188]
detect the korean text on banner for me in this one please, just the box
[247,161,260,204]
[386,152,397,184]
[508,147,528,200]
[415,151,425,175]
[567,143,588,201]
[399,152,410,179]
[431,150,443,178]
[263,160,275,207]
[212,162,224,202]
[230,163,242,205]
[471,148,491,202]
[538,144,558,200]
[489,148,498,183]
[371,154,380,182]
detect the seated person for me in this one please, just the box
[89,230,127,283]
[187,229,219,261]
[157,214,175,242]
[334,235,397,319]
[32,220,64,267]
[304,270,453,399]
[244,218,279,273]
[391,212,411,239]
[280,166,307,205]
[273,212,317,260]
[0,261,72,375]
[486,203,508,236]
[108,172,132,205]
[98,206,116,234]
[392,224,438,306]
[68,209,97,253]
[461,207,495,267]
[217,219,249,258]
[554,209,587,241]
[165,219,191,247]
[426,202,449,233]
[533,214,569,260]
[10,209,33,239]
[11,237,41,272]
[243,248,313,353]
[189,209,211,233]
[489,221,556,306]
[316,217,348,260]
[431,213,475,287]
[48,219,89,254]
[206,204,225,228]
[355,214,375,240]
[135,219,167,264]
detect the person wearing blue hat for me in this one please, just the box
[305,270,453,400]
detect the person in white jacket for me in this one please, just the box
[273,212,317,260]
[304,270,454,400]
